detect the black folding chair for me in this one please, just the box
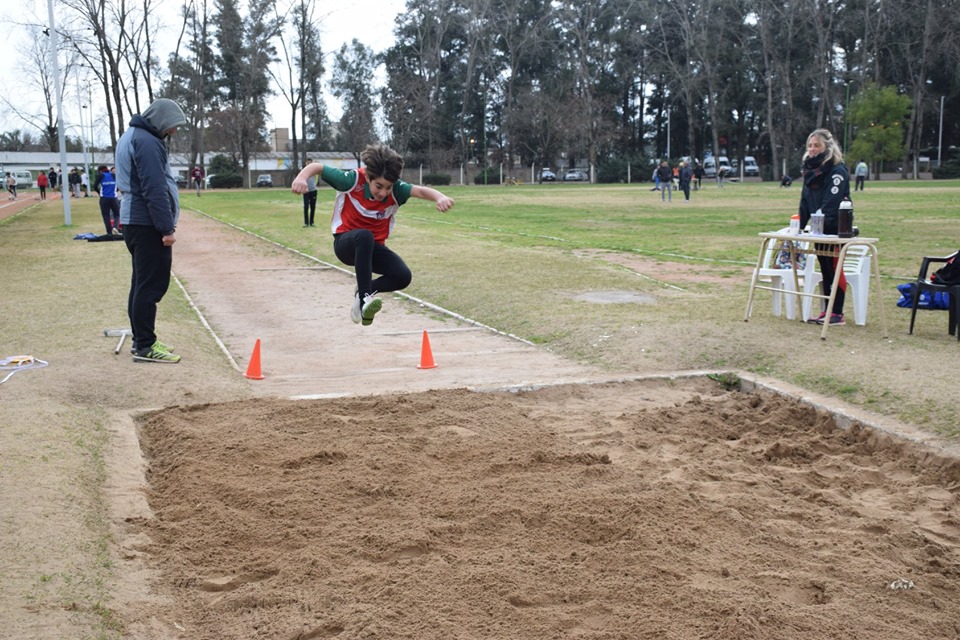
[908,251,960,340]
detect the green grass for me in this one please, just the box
[197,180,960,276]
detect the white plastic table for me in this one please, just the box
[744,231,887,340]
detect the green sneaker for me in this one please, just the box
[133,342,181,364]
[360,294,382,326]
[130,339,173,354]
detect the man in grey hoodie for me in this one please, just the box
[116,98,187,363]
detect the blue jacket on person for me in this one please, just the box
[116,100,185,236]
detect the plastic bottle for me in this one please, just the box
[810,209,825,235]
[790,214,800,234]
[838,198,853,238]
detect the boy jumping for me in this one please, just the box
[291,144,455,326]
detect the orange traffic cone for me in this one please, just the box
[244,339,265,379]
[417,330,437,369]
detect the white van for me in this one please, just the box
[742,156,760,177]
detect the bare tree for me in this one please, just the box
[2,26,77,151]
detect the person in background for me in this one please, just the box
[36,169,49,201]
[68,168,82,198]
[116,98,188,363]
[678,161,693,202]
[291,144,455,326]
[81,168,90,197]
[854,159,868,191]
[5,172,17,201]
[693,161,703,190]
[191,165,205,196]
[798,128,852,326]
[48,167,58,192]
[93,164,121,234]
[301,158,317,227]
[656,159,673,203]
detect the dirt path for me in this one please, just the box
[170,210,614,397]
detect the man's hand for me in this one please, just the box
[435,195,455,212]
[162,232,176,247]
[291,177,308,195]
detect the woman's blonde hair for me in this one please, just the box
[803,128,843,165]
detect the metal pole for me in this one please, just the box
[47,0,71,224]
[844,83,850,151]
[938,95,945,166]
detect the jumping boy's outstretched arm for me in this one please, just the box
[291,162,324,194]
[410,185,455,212]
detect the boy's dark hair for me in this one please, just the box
[361,144,404,183]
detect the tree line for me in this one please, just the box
[6,0,960,183]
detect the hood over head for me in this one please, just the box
[141,98,186,134]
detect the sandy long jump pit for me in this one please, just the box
[117,376,960,639]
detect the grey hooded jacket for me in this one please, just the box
[116,99,186,235]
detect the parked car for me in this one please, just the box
[175,175,188,188]
[204,174,217,188]
[256,174,273,187]
[539,168,557,182]
[563,168,588,182]
[742,156,760,177]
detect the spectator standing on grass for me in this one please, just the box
[291,144,455,327]
[37,169,48,201]
[301,158,317,227]
[716,165,727,189]
[854,159,868,191]
[191,165,205,196]
[116,98,187,364]
[93,164,121,234]
[799,128,851,327]
[81,169,90,197]
[693,162,703,190]
[68,168,81,198]
[48,167,58,191]
[651,167,660,191]
[678,161,693,202]
[656,160,673,202]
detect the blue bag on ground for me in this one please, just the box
[896,282,952,310]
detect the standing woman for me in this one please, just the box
[36,169,49,201]
[798,128,852,326]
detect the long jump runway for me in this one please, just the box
[172,209,613,398]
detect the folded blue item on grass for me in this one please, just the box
[896,282,952,310]
[73,232,98,240]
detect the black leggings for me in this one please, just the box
[303,191,317,225]
[333,229,412,298]
[816,249,846,315]
[99,197,120,233]
[124,225,173,351]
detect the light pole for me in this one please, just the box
[843,82,850,151]
[47,0,71,224]
[81,104,90,177]
[938,95,945,167]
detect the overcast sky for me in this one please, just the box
[0,0,406,145]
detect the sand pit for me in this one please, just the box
[121,378,960,639]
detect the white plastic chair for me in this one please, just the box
[753,229,813,320]
[801,244,872,325]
